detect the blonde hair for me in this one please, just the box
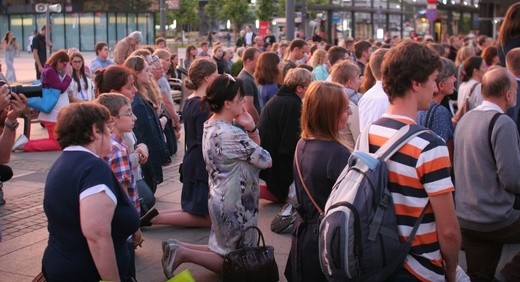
[309,49,327,67]
[454,46,476,66]
[124,55,162,110]
[301,81,348,145]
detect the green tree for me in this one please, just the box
[222,0,255,34]
[256,0,277,21]
[167,0,199,29]
[205,0,225,21]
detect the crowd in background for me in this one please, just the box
[0,2,520,281]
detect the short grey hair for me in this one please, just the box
[128,31,143,43]
[437,57,457,83]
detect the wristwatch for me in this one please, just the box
[246,125,258,133]
[4,119,19,131]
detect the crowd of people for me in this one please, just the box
[1,1,520,281]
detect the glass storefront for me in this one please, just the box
[0,12,155,52]
[308,0,480,40]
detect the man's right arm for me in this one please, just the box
[32,48,42,73]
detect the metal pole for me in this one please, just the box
[286,0,295,41]
[301,0,307,38]
[45,6,51,57]
[160,0,166,38]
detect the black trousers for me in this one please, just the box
[462,217,520,282]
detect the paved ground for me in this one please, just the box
[0,51,291,281]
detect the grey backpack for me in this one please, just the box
[319,124,428,281]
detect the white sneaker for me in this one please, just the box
[12,135,28,151]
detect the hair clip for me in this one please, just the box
[225,73,236,82]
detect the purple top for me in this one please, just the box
[42,64,72,93]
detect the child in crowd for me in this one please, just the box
[96,93,145,282]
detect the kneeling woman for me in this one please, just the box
[285,81,352,282]
[41,103,140,281]
[161,75,272,278]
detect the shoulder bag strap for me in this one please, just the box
[294,145,324,216]
[488,112,502,163]
[425,104,440,130]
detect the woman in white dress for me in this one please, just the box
[2,31,18,83]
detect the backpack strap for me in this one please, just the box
[374,124,428,161]
[363,124,428,242]
[294,145,324,216]
[357,123,427,161]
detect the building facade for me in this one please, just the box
[0,1,155,51]
[305,0,516,41]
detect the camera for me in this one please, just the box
[0,80,43,99]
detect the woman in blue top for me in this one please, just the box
[416,57,457,161]
[41,103,139,281]
[255,52,282,107]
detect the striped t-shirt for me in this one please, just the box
[369,114,454,281]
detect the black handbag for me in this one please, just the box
[223,226,279,282]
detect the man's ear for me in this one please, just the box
[411,80,421,92]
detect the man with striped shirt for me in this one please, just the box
[368,41,461,281]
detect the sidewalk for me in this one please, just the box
[0,122,291,281]
[0,50,292,281]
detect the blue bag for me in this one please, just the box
[27,88,62,113]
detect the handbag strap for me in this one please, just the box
[294,145,324,216]
[424,104,440,130]
[236,225,266,249]
[468,81,480,98]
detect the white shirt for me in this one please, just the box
[474,100,504,113]
[358,80,389,131]
[457,79,483,110]
[245,32,254,45]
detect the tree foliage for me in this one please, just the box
[256,0,277,21]
[205,0,225,21]
[167,0,199,28]
[205,0,255,34]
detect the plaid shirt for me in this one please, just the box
[104,133,139,213]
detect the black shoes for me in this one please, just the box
[140,207,159,227]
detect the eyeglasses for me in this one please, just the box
[117,111,135,118]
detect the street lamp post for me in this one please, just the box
[35,3,61,57]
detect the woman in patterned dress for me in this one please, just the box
[161,74,272,278]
